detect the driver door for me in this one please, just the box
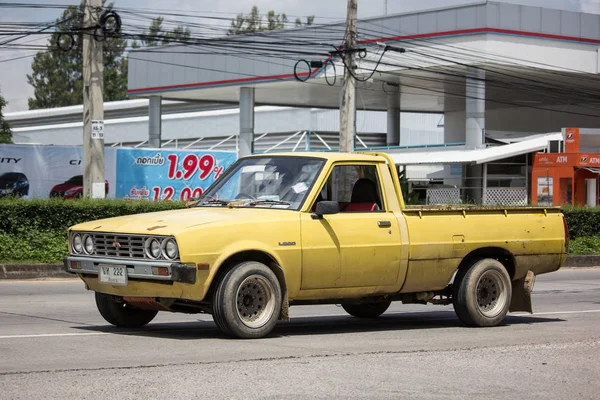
[300,163,402,290]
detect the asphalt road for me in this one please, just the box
[0,268,599,399]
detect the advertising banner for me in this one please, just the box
[0,145,117,199]
[0,145,235,200]
[115,148,237,201]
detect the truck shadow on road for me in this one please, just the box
[73,311,564,340]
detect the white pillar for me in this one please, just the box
[386,94,400,146]
[466,67,485,149]
[239,87,255,157]
[148,95,162,148]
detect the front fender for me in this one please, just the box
[195,239,301,302]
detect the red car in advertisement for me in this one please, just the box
[50,175,109,199]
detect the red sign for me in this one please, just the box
[534,152,600,167]
[565,128,580,153]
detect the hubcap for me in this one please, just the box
[476,269,507,318]
[235,275,275,329]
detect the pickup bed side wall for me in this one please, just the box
[400,209,565,293]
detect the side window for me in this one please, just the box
[313,164,384,212]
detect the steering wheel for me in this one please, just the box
[234,193,256,200]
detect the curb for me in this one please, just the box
[563,255,600,268]
[1,255,599,279]
[0,264,72,280]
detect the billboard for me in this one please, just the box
[0,145,117,198]
[0,145,236,200]
[116,148,236,201]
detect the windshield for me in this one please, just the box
[197,156,325,210]
[66,175,83,185]
[0,173,21,186]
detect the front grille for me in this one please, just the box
[92,233,147,259]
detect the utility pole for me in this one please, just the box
[83,0,105,198]
[340,0,357,153]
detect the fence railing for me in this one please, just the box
[426,187,528,206]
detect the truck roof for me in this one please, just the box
[244,152,386,163]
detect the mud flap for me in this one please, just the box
[509,270,535,313]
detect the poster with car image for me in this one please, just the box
[115,148,237,201]
[0,144,117,199]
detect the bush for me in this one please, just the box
[562,207,600,239]
[569,236,600,255]
[0,198,186,236]
[0,198,187,263]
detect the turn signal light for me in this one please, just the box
[152,266,170,276]
[197,263,210,270]
[70,261,81,269]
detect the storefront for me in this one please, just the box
[532,128,600,207]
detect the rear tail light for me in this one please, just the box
[562,215,569,252]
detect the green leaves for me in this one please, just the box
[0,198,187,263]
[228,5,314,35]
[27,3,189,109]
[27,2,128,109]
[0,90,12,144]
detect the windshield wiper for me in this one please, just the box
[196,199,229,206]
[243,199,291,207]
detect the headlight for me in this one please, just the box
[162,238,178,260]
[83,234,94,254]
[72,233,83,254]
[144,238,161,259]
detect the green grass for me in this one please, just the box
[568,236,600,255]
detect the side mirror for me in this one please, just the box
[311,201,339,219]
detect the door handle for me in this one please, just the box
[377,221,391,228]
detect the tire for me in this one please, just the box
[453,258,512,327]
[212,261,282,339]
[342,301,391,318]
[95,292,158,328]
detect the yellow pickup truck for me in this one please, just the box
[65,152,568,338]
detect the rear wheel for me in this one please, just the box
[342,301,391,318]
[453,258,512,327]
[95,292,158,328]
[212,261,282,339]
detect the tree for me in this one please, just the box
[27,2,128,109]
[27,4,191,109]
[0,91,12,144]
[131,16,191,48]
[228,5,314,35]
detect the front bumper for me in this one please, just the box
[64,256,196,284]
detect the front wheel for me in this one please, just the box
[95,292,158,328]
[453,258,512,327]
[212,261,282,339]
[342,301,391,318]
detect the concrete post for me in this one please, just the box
[465,67,486,203]
[466,67,485,149]
[239,87,255,157]
[386,94,400,146]
[82,0,105,199]
[148,95,162,148]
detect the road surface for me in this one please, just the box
[0,268,599,399]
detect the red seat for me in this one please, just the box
[343,202,378,212]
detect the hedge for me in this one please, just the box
[0,199,599,262]
[0,198,187,263]
[0,198,186,236]
[561,207,600,239]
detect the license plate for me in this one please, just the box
[99,264,127,286]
